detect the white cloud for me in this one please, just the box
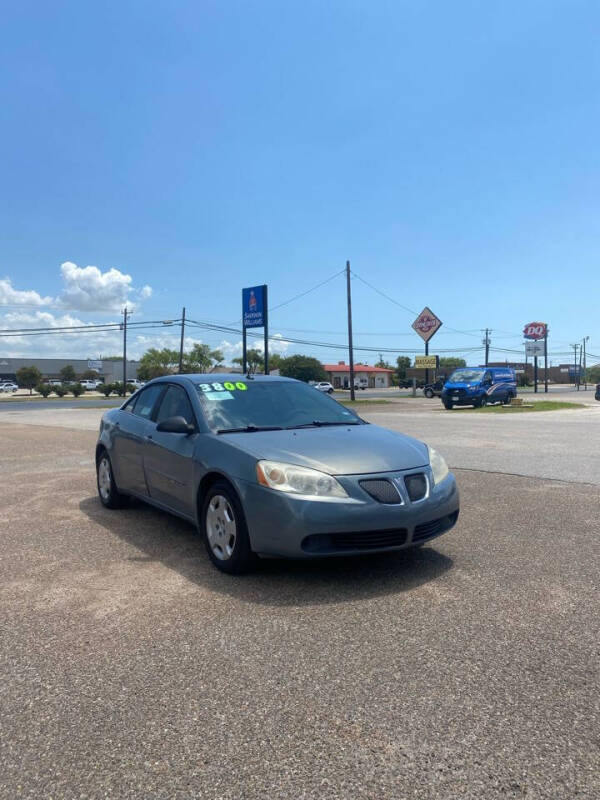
[217,334,289,362]
[0,277,53,307]
[140,285,153,299]
[57,261,138,312]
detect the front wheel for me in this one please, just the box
[443,400,453,410]
[96,451,128,508]
[424,388,434,399]
[200,482,256,574]
[477,396,487,408]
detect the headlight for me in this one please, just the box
[428,446,449,485]
[256,460,348,499]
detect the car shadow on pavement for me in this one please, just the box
[79,496,453,607]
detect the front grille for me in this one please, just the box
[359,479,402,504]
[404,473,427,501]
[413,511,459,543]
[302,528,408,553]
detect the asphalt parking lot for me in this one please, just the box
[1,406,599,799]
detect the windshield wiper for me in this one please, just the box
[286,420,360,429]
[217,425,283,434]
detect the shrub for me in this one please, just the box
[54,385,68,397]
[36,384,52,398]
[69,383,85,397]
[126,383,137,394]
[98,383,114,397]
[112,381,125,396]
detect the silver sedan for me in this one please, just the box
[96,374,459,573]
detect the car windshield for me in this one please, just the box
[448,368,485,384]
[195,379,361,432]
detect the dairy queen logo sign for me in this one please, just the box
[523,322,547,340]
[412,307,442,342]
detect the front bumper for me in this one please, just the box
[234,468,460,558]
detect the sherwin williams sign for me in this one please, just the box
[242,285,266,328]
[412,307,442,342]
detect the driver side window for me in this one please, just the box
[155,385,195,426]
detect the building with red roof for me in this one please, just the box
[323,361,394,389]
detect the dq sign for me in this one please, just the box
[412,307,443,342]
[523,322,547,340]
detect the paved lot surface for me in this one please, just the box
[1,419,599,800]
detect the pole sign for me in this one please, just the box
[87,360,103,371]
[414,355,438,370]
[241,284,269,374]
[525,341,544,357]
[242,285,266,328]
[523,322,547,340]
[412,307,442,342]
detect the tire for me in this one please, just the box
[477,396,488,408]
[424,388,434,399]
[503,393,512,405]
[328,389,333,394]
[200,481,257,574]
[443,400,453,410]
[96,450,128,509]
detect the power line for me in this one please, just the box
[350,270,481,339]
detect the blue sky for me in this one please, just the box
[1,0,598,365]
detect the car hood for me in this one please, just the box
[444,381,477,390]
[220,423,429,475]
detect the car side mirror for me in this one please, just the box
[156,415,195,434]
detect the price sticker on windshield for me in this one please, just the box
[198,381,247,400]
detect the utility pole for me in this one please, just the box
[571,344,579,390]
[122,307,131,392]
[583,336,589,390]
[346,261,355,402]
[482,329,491,367]
[178,307,186,373]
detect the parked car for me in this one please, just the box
[127,379,145,389]
[0,381,18,393]
[441,367,517,409]
[595,382,600,401]
[96,375,459,574]
[46,380,64,387]
[423,376,447,399]
[313,381,334,394]
[79,379,100,390]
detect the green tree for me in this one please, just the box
[137,348,179,381]
[60,364,77,382]
[586,365,600,384]
[233,349,265,373]
[267,353,283,373]
[16,366,42,395]
[79,369,100,380]
[68,383,85,397]
[182,343,223,373]
[278,355,327,383]
[438,357,466,370]
[395,356,411,382]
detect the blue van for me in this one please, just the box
[441,367,517,409]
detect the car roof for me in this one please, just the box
[145,373,298,386]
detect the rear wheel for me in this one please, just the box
[424,388,434,399]
[503,393,512,405]
[200,482,256,574]
[96,451,128,508]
